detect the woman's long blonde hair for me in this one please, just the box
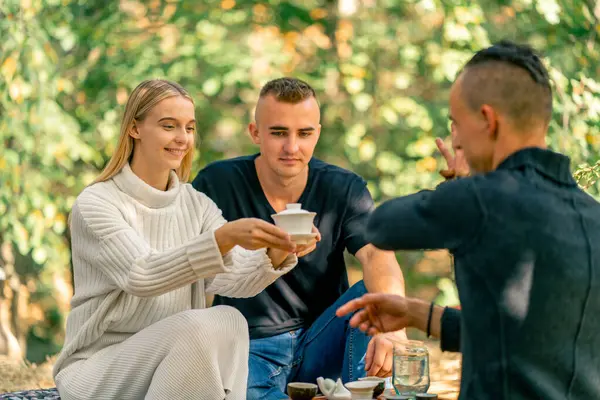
[94,79,195,184]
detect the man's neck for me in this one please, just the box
[255,156,309,212]
[492,131,547,171]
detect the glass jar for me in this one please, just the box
[392,339,430,395]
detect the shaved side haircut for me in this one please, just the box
[460,40,553,131]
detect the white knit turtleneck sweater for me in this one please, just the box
[53,164,297,377]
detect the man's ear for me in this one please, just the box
[481,104,498,140]
[248,122,260,145]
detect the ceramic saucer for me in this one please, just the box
[290,232,318,244]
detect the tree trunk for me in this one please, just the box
[0,241,23,360]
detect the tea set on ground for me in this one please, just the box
[286,377,438,400]
[273,206,438,400]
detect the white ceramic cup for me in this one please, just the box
[344,381,378,400]
[271,203,316,235]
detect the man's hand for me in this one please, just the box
[336,293,413,336]
[268,225,321,268]
[364,334,394,377]
[436,137,469,180]
[294,225,321,257]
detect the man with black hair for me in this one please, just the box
[337,41,600,399]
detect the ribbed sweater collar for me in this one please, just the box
[112,163,181,208]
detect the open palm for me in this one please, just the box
[336,293,412,336]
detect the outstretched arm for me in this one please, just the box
[336,293,462,352]
[199,193,319,297]
[72,192,230,298]
[366,178,485,253]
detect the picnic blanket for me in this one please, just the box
[0,388,60,400]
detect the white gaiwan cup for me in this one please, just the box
[271,203,316,236]
[344,381,379,400]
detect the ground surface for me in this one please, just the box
[0,342,461,398]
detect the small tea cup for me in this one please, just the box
[358,377,386,397]
[287,382,318,400]
[345,381,379,400]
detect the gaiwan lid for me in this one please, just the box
[275,203,311,215]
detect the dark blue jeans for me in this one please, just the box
[247,280,370,400]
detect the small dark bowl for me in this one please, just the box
[287,382,318,400]
[358,377,386,397]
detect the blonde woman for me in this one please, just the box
[53,79,318,400]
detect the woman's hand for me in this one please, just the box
[215,218,296,255]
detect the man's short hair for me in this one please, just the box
[259,77,317,103]
[460,40,553,130]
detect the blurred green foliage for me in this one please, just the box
[0,0,598,361]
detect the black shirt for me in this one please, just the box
[366,147,600,400]
[440,307,461,352]
[192,154,373,339]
